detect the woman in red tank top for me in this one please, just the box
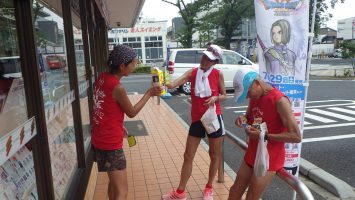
[162,44,228,200]
[228,68,301,200]
[92,45,161,200]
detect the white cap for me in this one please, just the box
[203,44,223,60]
[233,68,258,103]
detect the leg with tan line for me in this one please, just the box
[245,171,275,200]
[107,169,128,200]
[162,135,201,200]
[228,161,254,200]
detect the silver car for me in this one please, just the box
[167,48,259,94]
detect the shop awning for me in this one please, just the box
[39,0,81,27]
[41,0,145,29]
[104,0,145,28]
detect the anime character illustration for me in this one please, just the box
[259,19,296,76]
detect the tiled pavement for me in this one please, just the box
[93,95,238,200]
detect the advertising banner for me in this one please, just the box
[0,117,37,167]
[254,0,310,175]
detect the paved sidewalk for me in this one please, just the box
[93,95,237,200]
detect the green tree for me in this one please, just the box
[196,17,215,47]
[341,41,355,59]
[310,0,345,37]
[0,1,17,56]
[200,0,254,50]
[32,1,49,49]
[340,41,355,76]
[162,0,213,47]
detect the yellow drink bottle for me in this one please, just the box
[151,67,166,95]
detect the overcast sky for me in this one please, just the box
[140,0,179,25]
[325,0,355,29]
[141,0,355,29]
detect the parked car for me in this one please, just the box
[328,49,342,58]
[167,48,259,94]
[46,55,66,70]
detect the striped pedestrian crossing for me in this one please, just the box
[227,103,355,128]
[303,121,311,125]
[328,107,355,115]
[304,113,337,123]
[308,108,355,121]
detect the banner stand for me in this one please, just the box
[291,0,318,199]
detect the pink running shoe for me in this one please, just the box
[203,187,213,200]
[162,190,187,200]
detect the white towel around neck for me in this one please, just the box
[195,66,214,98]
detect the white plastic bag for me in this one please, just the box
[201,105,220,134]
[254,122,269,178]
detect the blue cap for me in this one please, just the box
[233,68,258,103]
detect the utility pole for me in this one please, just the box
[246,19,249,58]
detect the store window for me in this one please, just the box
[0,0,38,198]
[33,1,77,198]
[72,9,91,152]
[144,36,163,63]
[123,36,142,60]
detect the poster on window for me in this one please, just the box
[254,0,310,175]
[0,117,37,167]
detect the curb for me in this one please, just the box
[300,158,355,199]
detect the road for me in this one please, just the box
[121,73,355,199]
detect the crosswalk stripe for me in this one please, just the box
[233,110,246,113]
[304,122,355,130]
[303,121,311,125]
[304,113,336,123]
[328,107,355,116]
[308,109,355,121]
[347,105,355,109]
[302,134,355,143]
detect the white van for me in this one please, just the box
[167,48,258,94]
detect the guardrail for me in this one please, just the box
[218,130,315,200]
[310,67,354,77]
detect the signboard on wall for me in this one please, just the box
[112,26,163,34]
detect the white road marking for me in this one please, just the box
[304,113,336,123]
[233,110,246,114]
[303,121,311,125]
[225,106,248,109]
[308,109,355,121]
[226,100,355,130]
[328,107,355,116]
[307,100,354,104]
[304,122,355,130]
[302,134,355,143]
[226,100,355,110]
[306,103,355,109]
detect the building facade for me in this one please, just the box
[108,20,168,65]
[337,17,355,41]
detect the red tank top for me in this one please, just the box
[92,72,124,150]
[190,67,222,122]
[244,87,288,171]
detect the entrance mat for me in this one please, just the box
[124,120,148,136]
